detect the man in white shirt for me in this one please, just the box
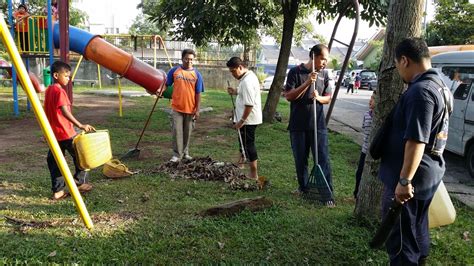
[226,57,262,180]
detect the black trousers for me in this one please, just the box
[346,84,354,93]
[47,138,86,193]
[382,186,433,265]
[238,125,258,162]
[354,152,366,198]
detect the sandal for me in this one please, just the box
[51,191,70,201]
[77,183,93,193]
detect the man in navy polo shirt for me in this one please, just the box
[379,38,453,265]
[284,44,334,205]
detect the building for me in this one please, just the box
[354,29,385,70]
[71,0,141,34]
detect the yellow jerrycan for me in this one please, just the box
[73,130,113,170]
[428,181,456,228]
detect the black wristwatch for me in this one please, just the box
[399,178,412,186]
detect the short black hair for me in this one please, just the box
[226,57,247,68]
[182,49,196,59]
[18,4,28,11]
[395,38,430,64]
[51,61,71,75]
[309,44,328,58]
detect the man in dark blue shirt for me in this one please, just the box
[284,44,334,205]
[379,38,452,265]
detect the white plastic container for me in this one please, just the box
[428,181,456,228]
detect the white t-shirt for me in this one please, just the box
[234,70,262,125]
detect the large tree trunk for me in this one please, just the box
[262,0,299,123]
[354,0,425,220]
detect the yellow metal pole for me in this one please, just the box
[97,64,102,88]
[153,36,157,69]
[118,78,122,117]
[157,36,173,68]
[71,55,83,82]
[0,15,94,230]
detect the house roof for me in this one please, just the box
[355,29,385,60]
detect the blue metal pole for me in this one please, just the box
[8,0,19,116]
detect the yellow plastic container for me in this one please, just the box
[428,181,456,228]
[73,130,113,170]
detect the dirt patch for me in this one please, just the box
[0,94,124,166]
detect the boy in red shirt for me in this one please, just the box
[44,61,95,200]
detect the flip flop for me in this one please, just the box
[77,183,93,193]
[50,192,70,201]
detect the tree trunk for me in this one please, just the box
[243,42,251,67]
[262,0,299,123]
[354,0,425,220]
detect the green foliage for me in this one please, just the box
[129,13,167,36]
[262,6,316,46]
[364,40,383,71]
[142,0,272,47]
[255,66,268,84]
[425,0,474,46]
[312,0,389,27]
[329,57,340,69]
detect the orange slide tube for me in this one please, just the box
[83,36,166,95]
[84,36,133,76]
[54,24,166,95]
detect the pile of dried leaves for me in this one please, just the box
[150,156,258,191]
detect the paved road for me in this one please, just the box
[327,87,474,208]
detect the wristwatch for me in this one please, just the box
[399,178,412,186]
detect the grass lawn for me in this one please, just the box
[0,88,473,264]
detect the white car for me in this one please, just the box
[432,51,474,178]
[262,69,290,91]
[262,75,274,91]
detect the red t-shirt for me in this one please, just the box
[44,83,76,141]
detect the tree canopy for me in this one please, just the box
[141,0,273,47]
[425,0,474,46]
[128,13,167,36]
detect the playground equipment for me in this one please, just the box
[51,23,166,95]
[4,0,168,229]
[0,13,94,229]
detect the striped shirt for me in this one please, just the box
[361,110,373,153]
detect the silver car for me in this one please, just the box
[432,51,474,178]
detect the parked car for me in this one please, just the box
[262,75,274,90]
[262,69,289,91]
[359,70,377,90]
[432,51,474,178]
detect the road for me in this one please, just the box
[327,87,474,208]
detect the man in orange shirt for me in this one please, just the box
[166,49,204,162]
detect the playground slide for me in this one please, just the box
[52,23,166,95]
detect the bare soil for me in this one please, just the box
[0,94,129,164]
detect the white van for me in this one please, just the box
[432,51,474,177]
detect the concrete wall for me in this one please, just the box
[29,58,252,91]
[31,60,241,90]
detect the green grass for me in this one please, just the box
[1,88,473,264]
